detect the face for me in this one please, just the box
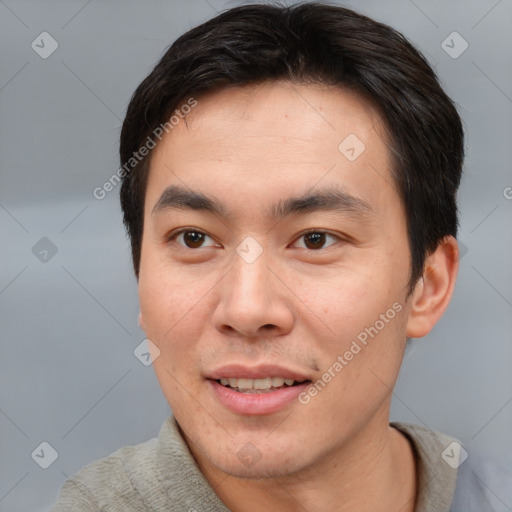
[138,81,414,479]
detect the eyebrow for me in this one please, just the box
[151,184,375,220]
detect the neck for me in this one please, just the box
[189,412,418,512]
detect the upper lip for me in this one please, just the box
[207,363,312,382]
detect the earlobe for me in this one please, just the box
[138,312,144,330]
[406,236,459,338]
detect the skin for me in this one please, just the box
[138,81,459,512]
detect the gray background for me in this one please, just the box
[1,0,511,510]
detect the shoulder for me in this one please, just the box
[50,416,231,512]
[49,436,160,511]
[391,422,512,512]
[391,422,459,512]
[449,436,512,512]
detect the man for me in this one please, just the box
[50,3,494,511]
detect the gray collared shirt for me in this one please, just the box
[50,416,509,511]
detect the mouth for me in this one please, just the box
[214,376,311,394]
[206,364,313,414]
[208,375,312,415]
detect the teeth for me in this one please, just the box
[254,377,272,390]
[272,377,285,387]
[237,378,253,390]
[218,377,300,390]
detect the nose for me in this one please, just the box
[212,249,295,340]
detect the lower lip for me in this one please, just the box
[208,379,310,415]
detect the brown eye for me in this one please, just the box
[304,232,326,249]
[294,231,338,250]
[182,231,205,248]
[169,229,218,249]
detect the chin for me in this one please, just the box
[207,449,309,480]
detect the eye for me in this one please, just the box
[293,230,339,250]
[167,229,219,249]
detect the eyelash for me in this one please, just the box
[166,228,341,250]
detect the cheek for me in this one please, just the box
[139,267,209,408]
[138,261,204,369]
[307,268,407,382]
[304,268,394,340]
[140,281,206,352]
[139,246,206,330]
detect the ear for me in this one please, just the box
[138,312,145,330]
[406,236,460,338]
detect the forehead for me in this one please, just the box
[144,81,398,217]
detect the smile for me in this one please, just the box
[217,377,306,393]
